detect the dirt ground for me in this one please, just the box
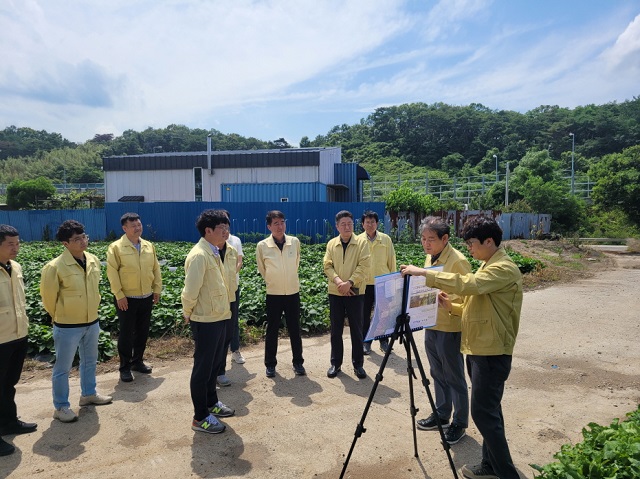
[2,244,639,479]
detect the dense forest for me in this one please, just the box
[1,97,639,236]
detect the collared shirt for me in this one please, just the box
[323,234,371,296]
[0,260,28,344]
[106,235,162,300]
[357,231,396,285]
[256,234,300,296]
[425,247,523,355]
[40,248,102,326]
[425,242,471,332]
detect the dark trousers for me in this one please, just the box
[362,285,375,341]
[117,296,153,372]
[190,320,228,421]
[329,294,364,368]
[0,337,27,428]
[425,329,468,427]
[264,293,304,368]
[230,289,241,352]
[218,298,237,376]
[466,355,519,479]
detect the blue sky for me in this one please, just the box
[1,0,638,146]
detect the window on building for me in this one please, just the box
[194,168,203,201]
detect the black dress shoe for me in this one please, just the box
[120,370,133,382]
[327,365,341,378]
[292,363,306,376]
[0,438,15,456]
[0,419,37,435]
[131,362,152,374]
[354,366,367,379]
[379,338,389,353]
[266,366,276,378]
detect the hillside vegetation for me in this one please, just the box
[1,97,639,236]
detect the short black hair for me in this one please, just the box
[120,212,141,225]
[221,209,231,221]
[0,225,19,245]
[461,216,503,247]
[335,210,353,223]
[419,216,450,239]
[195,209,229,237]
[266,210,285,225]
[361,210,378,224]
[56,220,85,242]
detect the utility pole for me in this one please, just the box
[505,162,510,207]
[569,132,575,194]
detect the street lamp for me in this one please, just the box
[569,133,575,194]
[493,154,498,182]
[505,162,510,207]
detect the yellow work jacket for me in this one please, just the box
[40,248,102,325]
[357,231,396,286]
[425,243,471,333]
[181,238,232,323]
[256,235,300,296]
[220,242,239,295]
[0,260,29,344]
[323,234,370,296]
[425,247,522,355]
[106,235,162,300]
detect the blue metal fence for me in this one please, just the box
[0,209,106,242]
[104,202,385,243]
[1,204,549,243]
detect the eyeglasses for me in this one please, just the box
[271,221,286,227]
[69,234,89,243]
[465,239,480,248]
[215,225,230,232]
[337,221,354,228]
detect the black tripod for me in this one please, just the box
[340,279,459,478]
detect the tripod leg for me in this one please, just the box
[339,331,400,479]
[399,325,420,457]
[405,327,460,479]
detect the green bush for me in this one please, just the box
[531,405,640,478]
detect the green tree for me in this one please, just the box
[589,145,640,223]
[6,177,56,209]
[383,183,440,214]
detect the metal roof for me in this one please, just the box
[103,147,340,172]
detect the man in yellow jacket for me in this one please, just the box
[107,213,162,383]
[401,216,522,479]
[0,225,36,456]
[323,210,371,379]
[40,220,112,424]
[411,217,471,446]
[358,210,396,354]
[256,210,305,378]
[182,210,235,434]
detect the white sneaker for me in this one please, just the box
[53,407,78,423]
[79,393,113,406]
[231,350,245,364]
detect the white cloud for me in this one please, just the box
[0,0,638,144]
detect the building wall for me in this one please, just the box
[105,170,195,202]
[221,182,327,202]
[106,166,324,202]
[318,149,341,183]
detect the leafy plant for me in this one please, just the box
[531,405,640,478]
